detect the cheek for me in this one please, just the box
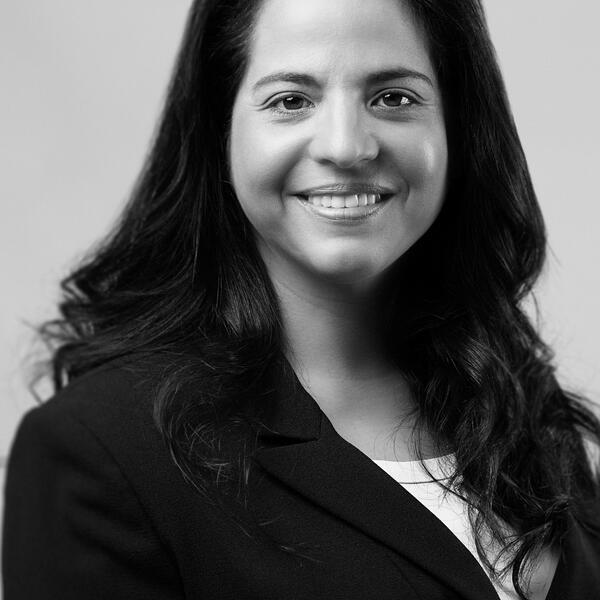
[393,128,448,223]
[420,137,447,182]
[380,127,447,258]
[393,127,448,194]
[229,112,305,214]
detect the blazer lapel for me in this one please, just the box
[546,512,600,600]
[254,361,499,600]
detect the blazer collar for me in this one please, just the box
[254,360,499,600]
[257,358,321,441]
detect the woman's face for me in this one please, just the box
[229,0,447,290]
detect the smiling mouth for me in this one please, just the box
[298,192,391,208]
[295,193,392,221]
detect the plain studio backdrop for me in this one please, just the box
[1,1,599,483]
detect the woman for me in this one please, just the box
[3,0,600,598]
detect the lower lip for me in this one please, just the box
[294,195,392,222]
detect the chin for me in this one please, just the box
[305,251,393,287]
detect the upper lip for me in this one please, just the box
[293,183,395,196]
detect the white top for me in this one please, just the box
[372,455,557,600]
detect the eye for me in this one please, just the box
[372,91,416,109]
[268,94,313,113]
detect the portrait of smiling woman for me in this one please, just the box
[3,0,600,599]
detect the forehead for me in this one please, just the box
[244,0,434,84]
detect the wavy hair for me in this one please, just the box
[40,0,600,597]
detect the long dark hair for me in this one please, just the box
[40,0,600,597]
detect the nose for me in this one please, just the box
[308,98,379,169]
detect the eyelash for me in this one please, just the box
[265,90,419,116]
[372,91,418,110]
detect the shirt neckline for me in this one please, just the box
[372,454,456,484]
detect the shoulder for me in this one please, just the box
[5,357,210,545]
[19,359,167,458]
[7,360,165,488]
[28,359,159,426]
[8,359,189,514]
[4,362,190,598]
[7,360,163,495]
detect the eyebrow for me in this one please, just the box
[366,68,434,88]
[251,68,434,92]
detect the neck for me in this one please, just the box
[270,265,392,379]
[263,256,443,461]
[264,251,407,397]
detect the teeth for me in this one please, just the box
[306,193,381,208]
[331,195,345,208]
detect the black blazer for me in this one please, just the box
[3,361,600,599]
